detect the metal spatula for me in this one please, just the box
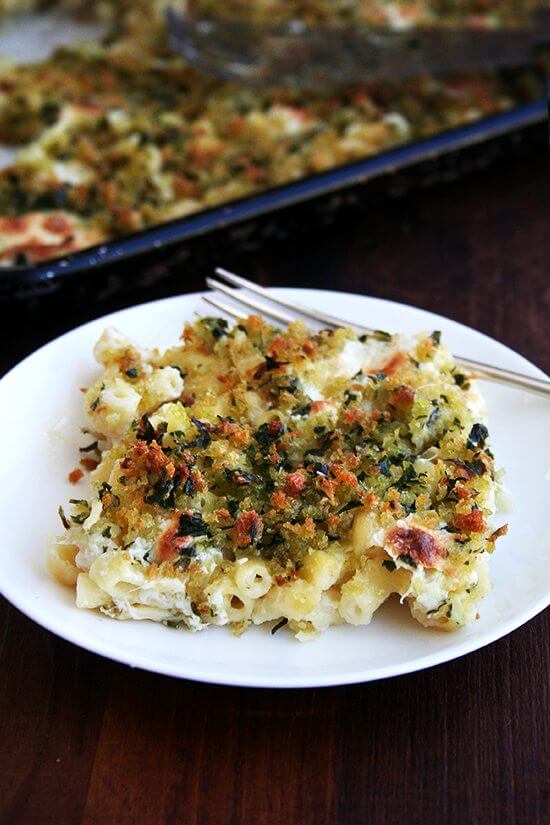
[167,4,550,87]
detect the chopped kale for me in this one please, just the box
[58,505,70,530]
[177,512,209,537]
[397,465,418,490]
[277,376,299,395]
[255,420,285,450]
[227,499,240,518]
[253,354,286,380]
[464,459,486,477]
[79,441,99,453]
[224,468,262,486]
[135,415,157,443]
[145,477,177,508]
[291,403,312,417]
[467,423,489,451]
[398,553,418,568]
[202,317,229,340]
[453,373,470,389]
[271,617,288,635]
[338,499,361,513]
[382,560,397,572]
[373,329,393,342]
[188,418,212,449]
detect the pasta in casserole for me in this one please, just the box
[0,0,543,263]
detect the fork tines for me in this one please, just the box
[204,267,550,399]
[209,268,371,333]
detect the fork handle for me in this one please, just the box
[456,356,550,398]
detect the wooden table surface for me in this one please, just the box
[1,148,548,825]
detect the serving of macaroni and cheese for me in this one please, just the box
[50,314,507,640]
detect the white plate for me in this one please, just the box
[0,290,548,687]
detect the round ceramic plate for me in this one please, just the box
[0,290,548,687]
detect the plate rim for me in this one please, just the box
[1,288,548,688]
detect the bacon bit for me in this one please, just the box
[331,465,358,489]
[488,524,508,542]
[454,464,474,481]
[387,525,446,568]
[100,180,119,210]
[284,471,307,497]
[172,176,199,198]
[121,440,168,477]
[362,491,379,508]
[111,206,142,231]
[320,478,336,502]
[43,214,71,235]
[453,510,486,533]
[188,139,226,168]
[380,352,408,377]
[270,490,288,509]
[302,341,315,356]
[76,136,100,165]
[267,419,285,438]
[344,408,362,425]
[244,164,267,182]
[275,575,286,586]
[68,468,84,484]
[246,315,265,334]
[346,454,360,469]
[180,395,195,407]
[310,400,328,414]
[219,420,250,447]
[228,115,246,136]
[286,517,316,540]
[0,216,28,234]
[182,324,194,342]
[157,518,192,563]
[327,514,341,532]
[190,469,206,492]
[234,511,264,547]
[216,508,231,522]
[390,385,415,409]
[455,484,471,500]
[267,335,296,363]
[80,457,99,472]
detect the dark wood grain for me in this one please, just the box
[0,147,548,825]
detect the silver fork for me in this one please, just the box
[203,267,550,399]
[167,5,549,88]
